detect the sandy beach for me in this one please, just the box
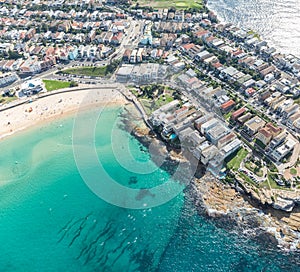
[0,85,127,140]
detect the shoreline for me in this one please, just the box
[0,86,127,141]
[124,102,300,251]
[1,82,299,251]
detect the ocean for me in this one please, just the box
[207,0,300,57]
[0,105,299,271]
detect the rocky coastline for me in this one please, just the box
[121,104,300,251]
[191,175,300,251]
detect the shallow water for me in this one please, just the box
[0,106,299,271]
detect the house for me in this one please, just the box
[231,108,246,121]
[123,49,131,62]
[256,123,282,146]
[268,131,288,149]
[220,99,235,113]
[200,118,219,135]
[260,90,271,101]
[181,43,195,53]
[287,112,300,128]
[220,66,239,81]
[200,145,219,165]
[68,46,78,60]
[292,118,300,132]
[179,128,206,151]
[130,49,137,63]
[0,72,18,87]
[282,104,299,118]
[111,32,123,45]
[19,57,41,74]
[194,50,212,62]
[194,114,214,131]
[244,87,256,97]
[244,116,266,136]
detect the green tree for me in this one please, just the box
[70,81,78,88]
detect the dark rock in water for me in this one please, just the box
[129,176,138,185]
[255,231,279,248]
[135,189,155,201]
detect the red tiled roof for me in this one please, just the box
[265,122,282,135]
[221,99,235,110]
[182,43,195,50]
[246,88,256,95]
[258,128,272,138]
[212,62,223,69]
[232,108,246,119]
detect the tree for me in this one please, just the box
[8,50,22,60]
[70,81,78,88]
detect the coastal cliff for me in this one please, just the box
[192,174,300,251]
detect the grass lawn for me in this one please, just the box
[267,174,282,190]
[223,112,232,121]
[226,148,248,171]
[245,161,263,177]
[259,180,270,190]
[130,85,176,115]
[62,66,107,77]
[238,172,258,187]
[140,93,174,115]
[137,0,203,9]
[43,79,72,92]
[267,173,292,190]
[0,96,17,104]
[290,168,297,175]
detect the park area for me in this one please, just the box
[226,148,248,171]
[137,0,203,10]
[129,84,180,115]
[62,66,108,77]
[43,79,76,91]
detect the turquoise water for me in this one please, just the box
[0,106,299,271]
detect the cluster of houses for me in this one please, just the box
[123,7,300,152]
[217,101,297,163]
[0,1,132,78]
[149,100,242,177]
[132,8,209,23]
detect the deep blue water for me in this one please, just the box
[0,106,299,271]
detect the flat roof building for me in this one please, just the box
[244,116,266,136]
[220,138,242,158]
[200,145,219,165]
[200,118,219,135]
[270,138,296,162]
[206,123,230,145]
